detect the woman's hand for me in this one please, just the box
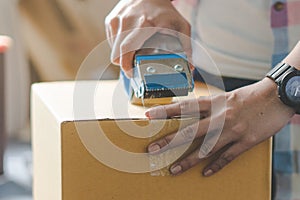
[105,0,191,77]
[145,78,295,176]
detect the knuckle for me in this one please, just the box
[168,14,190,32]
[138,15,149,26]
[119,14,133,29]
[179,100,199,114]
[179,160,191,171]
[211,154,234,172]
[110,54,119,65]
[243,135,258,148]
[210,163,221,172]
[147,105,168,119]
[170,20,182,31]
[200,96,212,103]
[181,20,191,32]
[120,42,129,54]
[120,13,146,29]
[186,21,191,30]
[119,17,128,28]
[220,153,234,164]
[224,108,238,124]
[104,15,111,26]
[198,97,212,109]
[226,92,238,102]
[180,157,198,170]
[199,142,212,158]
[225,108,235,119]
[231,122,248,136]
[105,15,118,27]
[161,136,171,147]
[179,101,188,111]
[120,42,135,56]
[180,125,197,142]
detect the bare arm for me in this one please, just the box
[145,41,300,176]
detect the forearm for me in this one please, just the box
[284,41,300,70]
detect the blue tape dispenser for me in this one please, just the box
[130,33,194,105]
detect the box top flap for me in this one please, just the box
[31,80,221,122]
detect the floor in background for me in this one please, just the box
[0,140,32,200]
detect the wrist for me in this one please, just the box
[266,62,300,114]
[259,77,296,115]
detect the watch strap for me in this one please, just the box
[266,62,300,114]
[266,62,295,84]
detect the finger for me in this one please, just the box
[105,15,120,48]
[147,118,211,154]
[110,29,125,66]
[145,97,212,119]
[169,130,233,176]
[156,25,193,71]
[113,25,156,76]
[119,28,156,77]
[169,149,201,175]
[110,12,139,66]
[164,17,193,71]
[202,142,246,177]
[106,2,131,64]
[104,0,130,41]
[198,129,231,159]
[176,22,194,71]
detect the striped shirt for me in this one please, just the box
[270,0,300,199]
[121,1,300,198]
[175,0,300,199]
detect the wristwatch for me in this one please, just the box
[266,62,300,114]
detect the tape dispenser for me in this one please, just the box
[130,33,194,105]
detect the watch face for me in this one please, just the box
[285,76,300,104]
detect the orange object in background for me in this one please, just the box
[0,36,11,53]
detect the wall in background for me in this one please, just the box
[0,0,30,140]
[0,0,120,140]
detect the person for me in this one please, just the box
[105,0,300,199]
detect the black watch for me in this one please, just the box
[266,62,300,114]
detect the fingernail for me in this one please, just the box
[148,144,161,153]
[170,165,182,175]
[145,110,151,119]
[145,106,167,119]
[145,108,158,119]
[203,169,213,177]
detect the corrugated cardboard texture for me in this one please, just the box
[61,120,271,200]
[31,81,272,200]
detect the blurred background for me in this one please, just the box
[0,0,120,199]
[0,0,191,199]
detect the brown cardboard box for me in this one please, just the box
[31,80,272,200]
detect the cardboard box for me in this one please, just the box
[31,80,272,200]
